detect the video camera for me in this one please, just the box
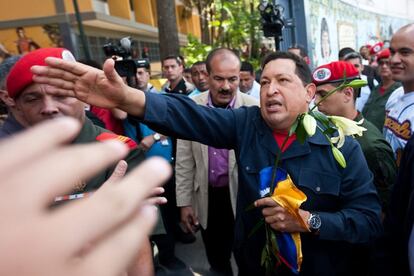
[103,37,150,87]
[258,0,285,38]
[103,37,137,78]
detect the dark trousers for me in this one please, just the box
[201,185,235,274]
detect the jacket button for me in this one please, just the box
[316,186,321,192]
[246,166,250,171]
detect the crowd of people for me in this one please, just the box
[1,22,414,276]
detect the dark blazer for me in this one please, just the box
[142,93,383,275]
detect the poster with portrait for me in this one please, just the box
[0,24,63,57]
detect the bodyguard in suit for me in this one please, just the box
[175,49,258,275]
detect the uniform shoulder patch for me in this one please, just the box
[96,132,137,150]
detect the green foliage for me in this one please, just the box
[181,0,262,69]
[181,34,212,66]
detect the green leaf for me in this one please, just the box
[270,230,279,256]
[311,111,330,127]
[295,119,307,144]
[248,218,265,238]
[261,245,268,266]
[289,117,299,136]
[209,20,221,27]
[323,127,337,136]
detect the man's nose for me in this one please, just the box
[40,98,59,116]
[222,80,231,90]
[390,53,401,65]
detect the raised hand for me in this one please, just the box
[0,118,171,276]
[31,57,145,115]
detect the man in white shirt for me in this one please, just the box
[239,61,260,99]
[383,24,414,164]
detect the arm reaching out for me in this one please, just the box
[31,57,147,117]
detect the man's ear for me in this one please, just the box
[305,83,316,103]
[0,90,15,107]
[342,87,354,103]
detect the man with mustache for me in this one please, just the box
[176,49,258,275]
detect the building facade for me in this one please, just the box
[0,0,201,65]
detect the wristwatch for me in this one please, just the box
[153,133,161,142]
[308,213,321,233]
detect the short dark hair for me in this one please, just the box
[162,55,183,66]
[206,48,241,74]
[261,51,312,85]
[191,61,206,68]
[338,47,355,60]
[240,61,254,75]
[288,44,308,58]
[343,51,362,64]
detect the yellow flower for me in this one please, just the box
[328,116,366,148]
[302,113,317,137]
[331,146,346,168]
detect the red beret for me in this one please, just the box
[369,42,384,55]
[376,48,390,60]
[6,47,75,99]
[312,61,360,86]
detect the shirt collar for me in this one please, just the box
[207,92,236,109]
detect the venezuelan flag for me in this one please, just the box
[259,167,308,274]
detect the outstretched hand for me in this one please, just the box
[31,58,140,112]
[0,118,171,276]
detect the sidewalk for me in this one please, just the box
[156,232,237,276]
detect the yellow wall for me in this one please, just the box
[0,0,56,20]
[176,5,187,34]
[0,0,94,20]
[0,0,201,41]
[150,0,158,27]
[108,0,132,20]
[63,0,94,13]
[191,14,201,38]
[134,0,155,26]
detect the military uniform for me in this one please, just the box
[362,82,401,131]
[71,117,144,192]
[71,118,166,235]
[354,113,397,210]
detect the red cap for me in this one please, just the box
[369,42,384,55]
[376,48,390,60]
[312,61,360,86]
[6,47,75,99]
